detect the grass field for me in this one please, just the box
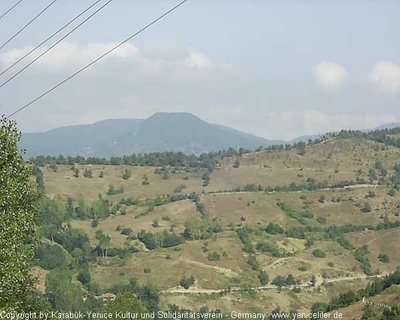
[37,136,400,313]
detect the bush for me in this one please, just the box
[83,168,93,178]
[144,268,151,274]
[91,219,99,228]
[378,253,390,263]
[180,275,195,289]
[122,169,132,180]
[207,252,221,261]
[312,249,326,258]
[121,227,133,236]
[258,270,269,285]
[361,202,372,213]
[77,269,91,285]
[247,255,259,270]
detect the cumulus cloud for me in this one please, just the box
[369,60,400,95]
[0,42,139,71]
[185,49,213,69]
[313,61,349,90]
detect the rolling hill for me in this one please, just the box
[19,112,284,158]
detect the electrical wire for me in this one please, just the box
[7,0,188,118]
[0,0,58,52]
[0,0,113,89]
[0,0,103,78]
[0,0,24,22]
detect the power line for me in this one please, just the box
[0,0,113,89]
[0,0,58,52]
[7,0,188,119]
[0,0,103,78]
[0,0,24,22]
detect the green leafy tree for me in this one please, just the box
[122,168,132,180]
[258,270,269,285]
[45,268,82,312]
[73,168,80,178]
[180,275,195,289]
[0,116,41,311]
[83,168,93,178]
[312,249,326,258]
[362,202,372,213]
[103,292,147,318]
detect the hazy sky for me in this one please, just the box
[0,0,399,140]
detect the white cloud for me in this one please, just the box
[369,60,400,95]
[313,61,349,90]
[0,42,139,71]
[185,49,213,69]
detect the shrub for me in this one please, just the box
[207,252,221,261]
[247,255,259,270]
[91,219,99,228]
[361,202,372,213]
[122,169,132,180]
[378,253,390,263]
[83,168,93,178]
[312,249,326,258]
[180,275,195,289]
[258,270,269,285]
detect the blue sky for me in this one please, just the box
[0,0,399,140]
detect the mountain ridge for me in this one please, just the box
[19,112,400,158]
[19,112,282,158]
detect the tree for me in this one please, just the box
[95,230,111,264]
[45,268,82,312]
[312,249,326,258]
[319,194,326,203]
[362,202,372,213]
[0,116,40,311]
[258,270,269,285]
[378,253,390,263]
[73,168,80,178]
[103,292,147,318]
[180,275,195,289]
[122,169,132,180]
[297,142,306,155]
[83,168,93,178]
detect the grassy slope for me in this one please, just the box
[39,137,400,314]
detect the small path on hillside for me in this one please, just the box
[365,228,399,246]
[178,258,240,278]
[207,184,381,197]
[160,273,388,295]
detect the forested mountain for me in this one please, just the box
[19,112,283,158]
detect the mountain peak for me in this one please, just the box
[19,112,279,158]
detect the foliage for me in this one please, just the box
[258,270,269,285]
[34,243,68,270]
[83,168,93,178]
[207,252,221,261]
[312,249,326,258]
[0,116,41,311]
[103,292,147,318]
[180,275,195,289]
